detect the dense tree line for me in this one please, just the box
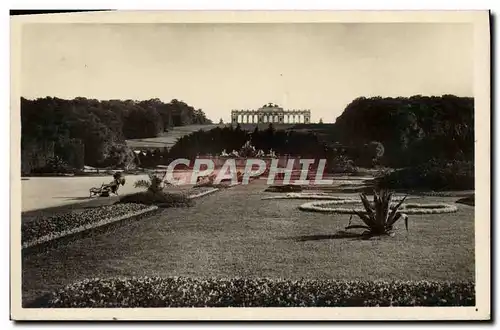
[21,94,474,183]
[21,97,211,173]
[334,95,474,167]
[166,123,329,161]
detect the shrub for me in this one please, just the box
[134,172,166,193]
[31,156,74,174]
[22,203,153,246]
[377,160,474,191]
[30,276,475,308]
[375,167,394,178]
[118,191,193,208]
[329,155,359,174]
[456,195,474,206]
[195,173,218,187]
[358,141,385,168]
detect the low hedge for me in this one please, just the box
[30,277,475,308]
[22,203,152,246]
[118,191,193,208]
[264,185,303,193]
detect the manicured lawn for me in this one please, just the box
[22,179,474,305]
[125,124,222,149]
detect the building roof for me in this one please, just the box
[260,103,283,111]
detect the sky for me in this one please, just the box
[21,23,473,123]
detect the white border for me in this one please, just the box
[7,8,491,322]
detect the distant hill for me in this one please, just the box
[126,124,223,150]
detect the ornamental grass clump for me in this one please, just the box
[346,189,408,236]
[124,171,192,207]
[134,172,166,194]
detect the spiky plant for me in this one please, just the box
[346,189,408,236]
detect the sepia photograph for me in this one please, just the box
[10,10,491,321]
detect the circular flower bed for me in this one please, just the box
[399,203,459,214]
[262,192,457,215]
[299,200,458,214]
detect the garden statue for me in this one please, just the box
[89,171,126,197]
[239,140,257,158]
[266,149,277,158]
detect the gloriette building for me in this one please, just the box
[231,103,311,124]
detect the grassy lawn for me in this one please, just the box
[22,178,474,305]
[125,124,222,149]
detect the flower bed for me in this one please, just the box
[29,276,475,308]
[400,203,459,214]
[22,203,157,249]
[261,192,456,215]
[299,200,458,214]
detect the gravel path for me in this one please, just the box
[20,174,210,212]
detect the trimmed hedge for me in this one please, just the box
[264,185,303,193]
[22,203,152,246]
[30,277,475,308]
[118,191,193,208]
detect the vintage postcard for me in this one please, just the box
[10,10,490,321]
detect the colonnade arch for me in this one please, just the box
[231,104,311,125]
